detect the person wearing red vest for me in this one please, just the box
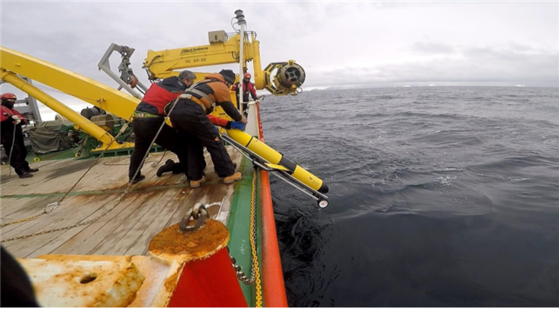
[232,73,258,102]
[128,70,196,183]
[231,73,258,114]
[1,93,38,178]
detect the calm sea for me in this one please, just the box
[260,86,559,307]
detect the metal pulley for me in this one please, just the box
[276,61,306,89]
[263,60,306,95]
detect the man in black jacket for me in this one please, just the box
[128,70,195,184]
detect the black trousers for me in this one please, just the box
[1,124,30,175]
[169,101,235,180]
[129,117,190,180]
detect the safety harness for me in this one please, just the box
[165,79,217,114]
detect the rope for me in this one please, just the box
[150,150,167,168]
[250,169,263,307]
[50,123,130,206]
[125,96,181,195]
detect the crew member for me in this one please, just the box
[232,73,258,112]
[1,93,38,178]
[232,73,258,102]
[128,70,195,184]
[169,69,246,188]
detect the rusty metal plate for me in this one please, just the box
[149,220,229,264]
[18,256,145,307]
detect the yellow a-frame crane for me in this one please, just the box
[0,10,306,154]
[0,10,328,206]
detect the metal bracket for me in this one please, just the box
[98,43,148,99]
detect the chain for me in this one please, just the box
[2,103,180,241]
[1,196,122,242]
[3,95,191,241]
[228,169,263,307]
[0,203,59,228]
[250,169,263,307]
[179,203,209,233]
[0,214,43,228]
[230,255,254,285]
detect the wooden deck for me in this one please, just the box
[0,147,243,259]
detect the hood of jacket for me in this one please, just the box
[160,76,186,90]
[205,73,226,83]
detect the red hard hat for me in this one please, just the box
[1,93,16,100]
[244,73,251,79]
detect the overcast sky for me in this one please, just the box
[1,1,558,119]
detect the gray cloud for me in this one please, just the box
[307,43,558,88]
[1,1,557,113]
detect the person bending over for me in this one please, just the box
[168,69,246,188]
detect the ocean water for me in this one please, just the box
[260,86,559,307]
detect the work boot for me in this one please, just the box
[26,167,39,173]
[18,172,33,179]
[190,176,206,189]
[157,159,175,177]
[223,172,242,184]
[129,175,145,184]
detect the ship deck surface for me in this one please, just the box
[0,147,242,259]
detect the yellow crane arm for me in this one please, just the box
[143,32,304,96]
[0,46,140,121]
[144,34,257,78]
[0,71,117,148]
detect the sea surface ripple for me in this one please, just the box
[260,86,559,307]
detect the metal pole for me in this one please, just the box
[235,10,246,114]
